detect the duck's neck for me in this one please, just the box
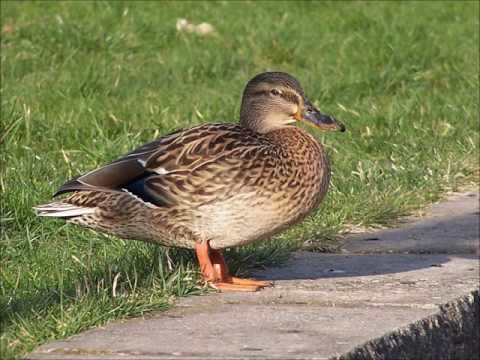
[240,101,295,134]
[265,126,325,161]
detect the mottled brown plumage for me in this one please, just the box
[36,72,345,291]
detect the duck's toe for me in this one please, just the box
[229,277,273,288]
[210,282,261,292]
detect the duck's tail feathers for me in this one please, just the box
[34,202,95,218]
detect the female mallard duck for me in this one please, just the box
[36,72,345,292]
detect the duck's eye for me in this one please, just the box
[270,89,282,96]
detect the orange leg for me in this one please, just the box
[195,241,273,292]
[194,240,218,282]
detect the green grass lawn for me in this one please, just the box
[1,1,478,358]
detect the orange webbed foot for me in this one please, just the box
[195,241,274,292]
[210,277,273,292]
[210,282,261,292]
[229,277,273,288]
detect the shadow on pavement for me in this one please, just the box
[255,207,479,281]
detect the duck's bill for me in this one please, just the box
[300,101,346,132]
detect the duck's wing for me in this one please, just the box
[54,123,269,207]
[54,126,188,197]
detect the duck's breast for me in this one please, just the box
[192,191,287,249]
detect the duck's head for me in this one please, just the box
[240,72,346,134]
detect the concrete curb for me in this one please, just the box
[336,289,479,360]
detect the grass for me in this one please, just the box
[1,1,478,358]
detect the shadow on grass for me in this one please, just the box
[1,247,196,329]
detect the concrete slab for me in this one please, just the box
[27,191,480,360]
[27,255,479,360]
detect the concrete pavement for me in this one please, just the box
[27,191,480,359]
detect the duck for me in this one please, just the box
[35,72,345,292]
